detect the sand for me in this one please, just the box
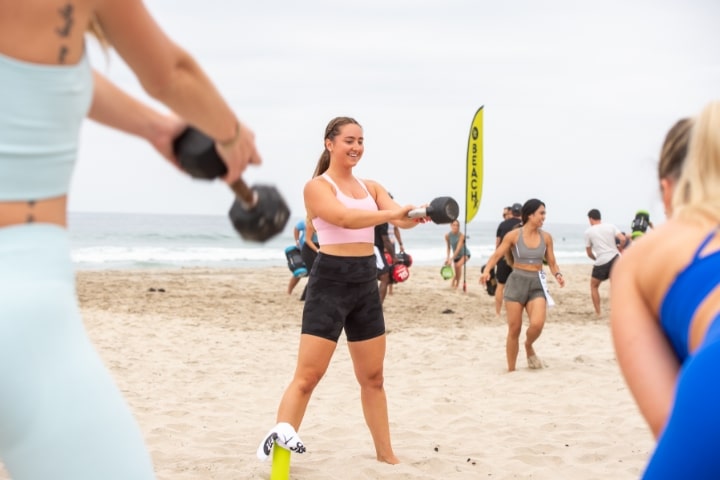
[0,264,654,479]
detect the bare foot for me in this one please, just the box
[527,355,544,369]
[377,453,400,464]
[526,344,544,369]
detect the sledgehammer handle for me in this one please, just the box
[229,179,256,208]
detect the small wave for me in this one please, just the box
[71,245,590,270]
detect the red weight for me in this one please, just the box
[391,264,410,283]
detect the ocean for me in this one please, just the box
[68,212,592,271]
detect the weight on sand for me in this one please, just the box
[173,127,290,242]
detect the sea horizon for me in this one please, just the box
[67,211,594,271]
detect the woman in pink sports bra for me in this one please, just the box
[258,117,426,466]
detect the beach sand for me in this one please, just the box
[0,264,654,479]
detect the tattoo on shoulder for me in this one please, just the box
[56,3,75,63]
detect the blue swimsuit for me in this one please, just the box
[643,227,720,479]
[0,52,156,478]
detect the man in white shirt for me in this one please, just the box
[585,209,627,316]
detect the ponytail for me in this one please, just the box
[312,149,330,178]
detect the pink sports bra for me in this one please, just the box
[313,174,377,245]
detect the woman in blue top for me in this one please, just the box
[611,102,720,479]
[0,2,262,479]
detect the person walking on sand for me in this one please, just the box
[611,105,720,477]
[494,202,523,315]
[479,199,565,371]
[386,218,404,296]
[388,223,404,256]
[0,2,263,478]
[257,116,428,466]
[374,222,396,304]
[501,206,511,220]
[444,219,470,289]
[287,219,307,295]
[298,217,320,301]
[584,209,626,317]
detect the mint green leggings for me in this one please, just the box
[0,224,155,479]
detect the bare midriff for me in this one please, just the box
[0,196,67,228]
[318,243,375,257]
[513,263,543,273]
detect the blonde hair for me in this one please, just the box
[672,100,720,221]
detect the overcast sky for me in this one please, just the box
[70,0,720,226]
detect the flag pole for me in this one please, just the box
[462,220,468,292]
[464,106,484,293]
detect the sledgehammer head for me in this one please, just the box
[408,197,459,224]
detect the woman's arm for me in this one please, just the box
[304,218,319,253]
[94,0,260,184]
[304,178,414,229]
[393,225,404,251]
[367,180,422,230]
[293,223,302,246]
[544,233,565,287]
[610,250,679,438]
[88,70,186,165]
[480,231,516,283]
[445,233,452,263]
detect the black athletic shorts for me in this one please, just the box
[300,242,319,271]
[302,253,385,342]
[591,255,619,281]
[496,258,513,284]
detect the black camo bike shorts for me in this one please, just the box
[302,252,385,342]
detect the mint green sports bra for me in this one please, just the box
[0,51,93,201]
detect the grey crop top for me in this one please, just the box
[0,51,93,201]
[512,228,546,265]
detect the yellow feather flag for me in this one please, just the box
[465,106,484,224]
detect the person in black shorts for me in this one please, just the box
[258,116,428,466]
[444,219,471,289]
[585,209,625,316]
[494,203,522,315]
[299,217,320,301]
[374,222,396,304]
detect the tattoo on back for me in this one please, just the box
[58,46,69,64]
[56,4,74,37]
[56,3,74,63]
[26,200,36,224]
